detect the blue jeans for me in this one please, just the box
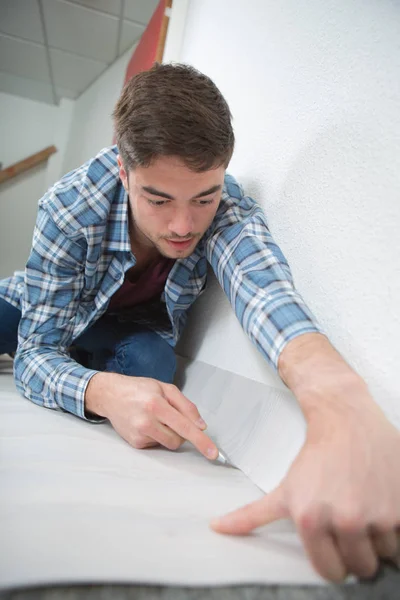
[0,297,176,383]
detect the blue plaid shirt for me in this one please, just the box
[0,146,324,420]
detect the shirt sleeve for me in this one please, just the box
[14,206,101,421]
[205,177,326,371]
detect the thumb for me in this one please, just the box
[210,486,288,535]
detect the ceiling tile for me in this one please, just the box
[0,0,44,45]
[0,71,55,105]
[50,48,106,95]
[43,0,119,63]
[55,86,79,100]
[67,0,122,17]
[119,20,144,55]
[0,35,50,83]
[123,0,160,25]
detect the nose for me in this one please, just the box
[168,209,195,237]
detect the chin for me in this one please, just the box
[163,248,194,259]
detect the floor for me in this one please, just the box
[1,355,399,598]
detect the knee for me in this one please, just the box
[116,331,176,383]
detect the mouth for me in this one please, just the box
[165,238,195,251]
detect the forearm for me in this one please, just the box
[277,333,380,422]
[14,343,99,421]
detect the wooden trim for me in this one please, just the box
[0,145,57,185]
[155,0,173,63]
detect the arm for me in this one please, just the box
[206,178,325,370]
[14,205,99,419]
[208,179,400,582]
[278,332,373,418]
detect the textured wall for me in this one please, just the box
[177,0,400,425]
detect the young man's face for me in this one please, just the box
[118,155,225,259]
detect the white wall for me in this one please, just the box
[62,46,135,174]
[176,0,400,425]
[163,0,189,64]
[0,93,73,278]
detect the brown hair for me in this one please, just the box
[113,63,234,172]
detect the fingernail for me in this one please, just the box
[207,447,218,460]
[210,518,221,528]
[196,417,207,429]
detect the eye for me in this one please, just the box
[197,198,214,205]
[147,198,167,206]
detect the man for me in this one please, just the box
[0,64,399,583]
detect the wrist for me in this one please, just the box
[278,333,372,421]
[85,372,118,418]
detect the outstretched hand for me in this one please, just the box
[211,394,400,582]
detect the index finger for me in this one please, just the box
[156,394,219,460]
[163,383,208,430]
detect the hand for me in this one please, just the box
[85,372,219,460]
[211,390,400,582]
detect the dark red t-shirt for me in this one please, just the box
[107,257,175,311]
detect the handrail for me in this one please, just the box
[0,145,57,185]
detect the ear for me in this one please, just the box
[117,155,128,191]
